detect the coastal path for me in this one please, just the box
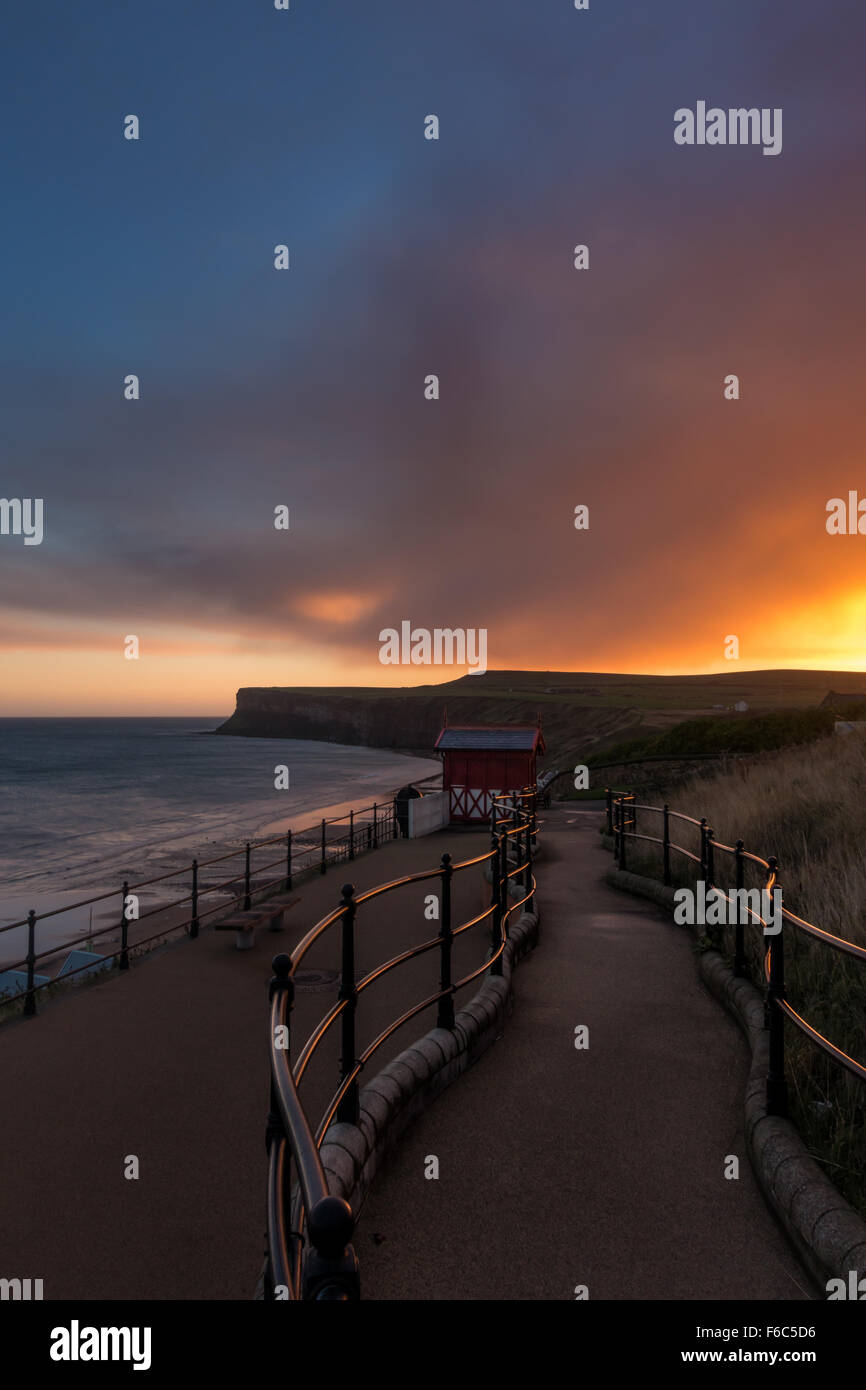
[353,804,813,1300]
[0,828,491,1299]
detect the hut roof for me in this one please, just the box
[435,724,545,753]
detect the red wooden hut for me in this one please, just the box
[434,718,545,823]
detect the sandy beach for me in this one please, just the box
[0,758,441,976]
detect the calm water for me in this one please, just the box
[0,718,439,893]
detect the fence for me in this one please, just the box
[0,791,439,1017]
[263,787,539,1300]
[605,789,866,1119]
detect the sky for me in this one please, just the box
[2,0,866,714]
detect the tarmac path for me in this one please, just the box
[0,827,492,1300]
[354,805,814,1301]
[1,805,815,1301]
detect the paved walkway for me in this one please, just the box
[354,805,814,1301]
[2,806,816,1301]
[0,829,492,1300]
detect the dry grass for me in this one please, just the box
[672,733,866,948]
[623,731,866,1216]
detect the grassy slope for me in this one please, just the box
[587,707,858,766]
[223,668,866,763]
[252,667,866,709]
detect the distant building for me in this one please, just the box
[733,700,749,712]
[435,720,545,823]
[820,691,866,713]
[834,721,866,736]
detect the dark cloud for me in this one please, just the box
[3,0,866,683]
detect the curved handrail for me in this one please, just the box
[607,790,866,1091]
[609,792,862,958]
[777,999,866,1082]
[264,786,540,1300]
[781,907,866,961]
[269,984,330,1216]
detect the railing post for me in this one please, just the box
[285,830,293,891]
[120,879,130,970]
[373,803,378,850]
[705,830,720,947]
[490,832,507,976]
[244,842,252,908]
[320,819,327,875]
[606,787,613,836]
[632,794,637,842]
[190,859,199,939]
[337,885,359,1125]
[24,909,37,1016]
[765,865,787,1117]
[662,804,671,886]
[504,826,512,930]
[734,840,745,977]
[437,853,455,1029]
[392,797,399,841]
[490,830,503,973]
[304,1197,360,1301]
[619,798,627,872]
[526,812,535,913]
[699,818,708,878]
[348,811,354,861]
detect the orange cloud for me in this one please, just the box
[293,591,383,624]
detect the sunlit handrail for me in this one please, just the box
[266,960,357,1300]
[606,789,866,1103]
[608,791,861,957]
[263,785,539,1300]
[778,1000,866,1082]
[270,986,330,1216]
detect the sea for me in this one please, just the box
[0,718,440,957]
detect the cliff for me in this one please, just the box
[215,668,866,764]
[214,674,652,764]
[217,686,452,751]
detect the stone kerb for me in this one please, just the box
[319,904,540,1218]
[604,863,866,1292]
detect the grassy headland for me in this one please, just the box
[217,667,866,766]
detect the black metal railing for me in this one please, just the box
[605,790,866,1118]
[263,787,539,1300]
[0,780,442,1017]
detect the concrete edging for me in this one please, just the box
[318,905,540,1219]
[604,863,866,1293]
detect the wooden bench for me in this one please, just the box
[215,896,299,950]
